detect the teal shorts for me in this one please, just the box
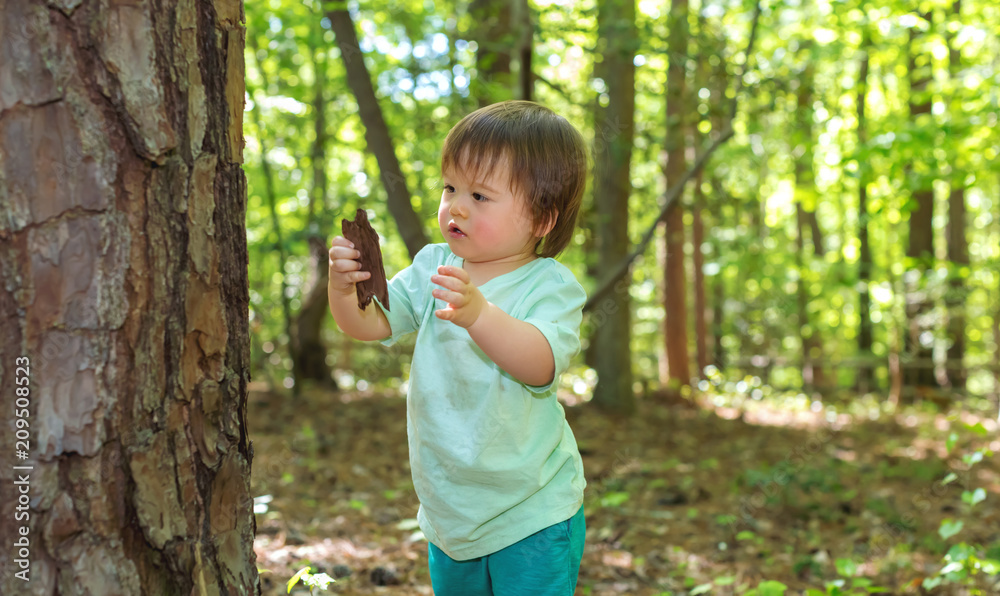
[427,506,585,596]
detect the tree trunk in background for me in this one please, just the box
[692,177,709,379]
[792,53,827,394]
[708,52,730,374]
[904,13,938,392]
[856,35,875,393]
[470,0,514,106]
[691,36,710,380]
[295,238,338,387]
[588,0,636,415]
[944,0,968,391]
[292,32,336,388]
[663,0,691,391]
[995,176,1000,403]
[328,8,429,259]
[0,0,258,593]
[514,0,534,102]
[247,45,299,395]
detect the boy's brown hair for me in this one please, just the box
[441,100,587,258]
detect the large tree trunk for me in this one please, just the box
[588,0,636,415]
[663,0,691,391]
[856,34,875,393]
[327,8,429,259]
[904,13,938,392]
[0,0,259,593]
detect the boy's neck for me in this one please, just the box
[462,254,538,286]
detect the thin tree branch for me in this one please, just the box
[584,1,762,312]
[584,127,733,311]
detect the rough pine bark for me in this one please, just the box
[0,0,259,593]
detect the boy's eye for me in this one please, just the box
[473,193,489,202]
[443,184,455,192]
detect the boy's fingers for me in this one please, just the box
[431,274,464,292]
[331,258,365,274]
[330,246,362,260]
[437,265,470,282]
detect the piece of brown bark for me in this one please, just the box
[341,208,390,311]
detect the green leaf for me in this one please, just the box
[980,559,1000,575]
[303,572,335,590]
[941,472,957,485]
[922,576,943,589]
[600,491,630,508]
[940,561,964,575]
[287,567,310,594]
[945,432,958,453]
[714,576,736,586]
[736,531,757,541]
[946,542,976,562]
[938,519,964,540]
[756,580,787,596]
[835,558,858,577]
[690,583,713,595]
[962,450,984,466]
[961,487,986,507]
[965,422,988,436]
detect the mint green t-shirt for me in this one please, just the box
[377,243,587,561]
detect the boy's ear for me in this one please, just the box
[535,211,559,238]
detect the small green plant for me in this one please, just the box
[286,566,335,594]
[922,438,999,594]
[743,579,788,596]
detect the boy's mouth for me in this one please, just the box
[448,222,466,238]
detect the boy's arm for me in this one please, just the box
[328,236,392,341]
[432,266,555,387]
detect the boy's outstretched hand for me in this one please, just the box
[432,265,486,328]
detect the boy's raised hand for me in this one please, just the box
[328,236,371,296]
[432,265,486,328]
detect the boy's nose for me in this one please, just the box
[449,197,467,218]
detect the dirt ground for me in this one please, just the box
[248,384,1000,595]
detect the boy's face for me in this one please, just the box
[438,158,540,269]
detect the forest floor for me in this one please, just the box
[248,384,1000,595]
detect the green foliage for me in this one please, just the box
[243,0,1000,403]
[923,443,999,593]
